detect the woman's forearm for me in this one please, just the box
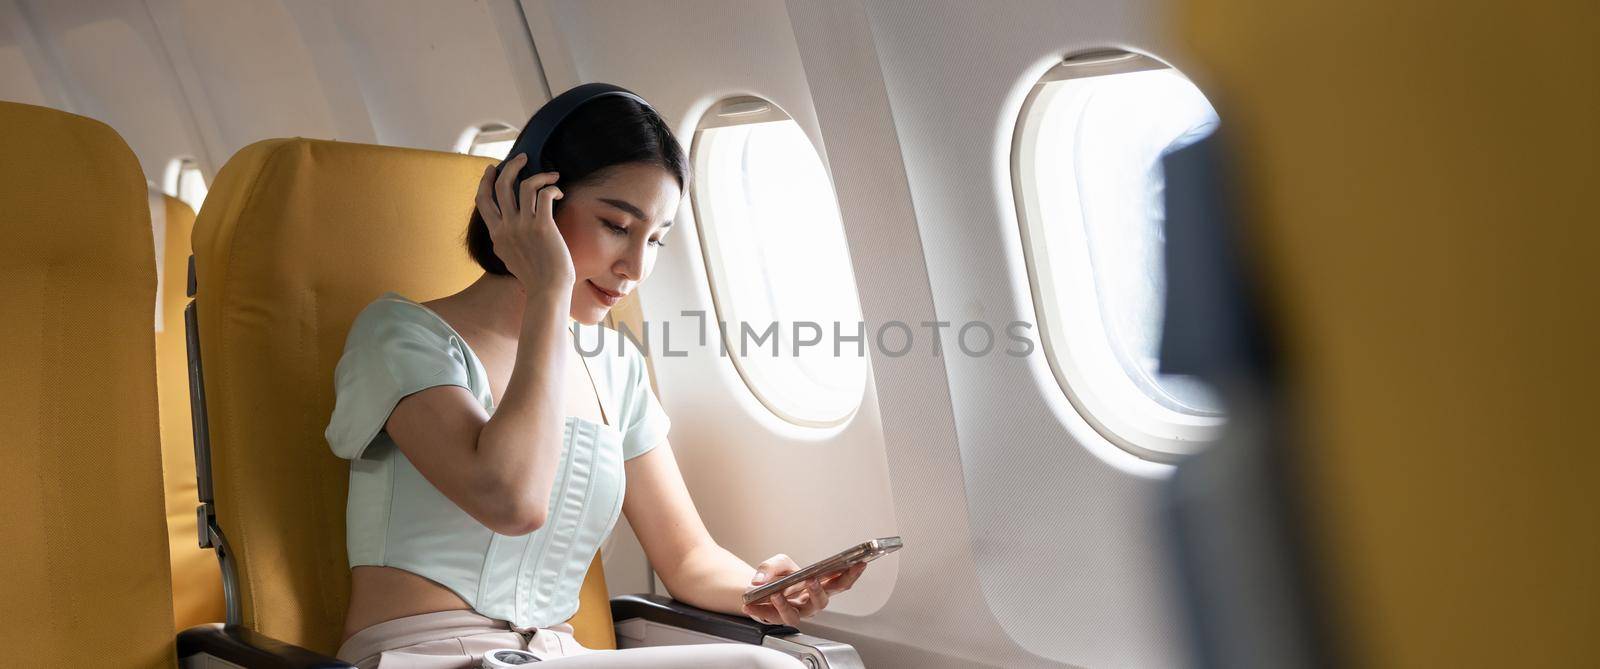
[663,542,760,617]
[473,288,572,530]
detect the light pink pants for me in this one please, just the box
[335,610,805,668]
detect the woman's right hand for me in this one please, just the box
[475,153,576,297]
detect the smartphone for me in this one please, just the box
[742,536,903,605]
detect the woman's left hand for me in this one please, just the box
[740,553,869,627]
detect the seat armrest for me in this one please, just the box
[177,625,353,668]
[610,593,797,645]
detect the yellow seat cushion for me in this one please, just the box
[0,101,174,666]
[571,552,618,650]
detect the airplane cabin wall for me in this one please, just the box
[787,1,1190,667]
[0,0,545,185]
[0,0,209,185]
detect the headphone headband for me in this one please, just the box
[500,83,651,203]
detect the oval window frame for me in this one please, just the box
[689,95,868,428]
[457,122,519,159]
[1011,50,1227,461]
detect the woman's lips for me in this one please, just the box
[587,279,622,306]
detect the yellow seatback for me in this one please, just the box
[1181,2,1597,666]
[0,101,175,666]
[572,552,617,650]
[192,138,619,654]
[150,191,227,630]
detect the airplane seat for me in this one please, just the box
[0,101,176,667]
[180,137,860,668]
[1165,2,1596,667]
[149,190,228,631]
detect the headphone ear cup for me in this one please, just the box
[497,152,549,211]
[501,151,563,210]
[511,155,535,210]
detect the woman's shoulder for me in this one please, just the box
[326,293,476,460]
[342,292,457,349]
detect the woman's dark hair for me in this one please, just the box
[466,95,690,275]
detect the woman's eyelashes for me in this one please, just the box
[601,219,668,247]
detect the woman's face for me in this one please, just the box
[552,162,682,325]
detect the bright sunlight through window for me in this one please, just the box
[1014,51,1225,461]
[692,96,866,427]
[164,157,208,213]
[460,122,518,160]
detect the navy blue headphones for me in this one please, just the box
[498,82,652,206]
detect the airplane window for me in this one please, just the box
[164,157,208,212]
[1013,51,1225,460]
[460,122,518,160]
[691,96,866,427]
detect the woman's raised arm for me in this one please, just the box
[382,289,567,535]
[382,157,577,536]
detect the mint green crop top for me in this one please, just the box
[323,292,670,629]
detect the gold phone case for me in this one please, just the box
[742,536,903,605]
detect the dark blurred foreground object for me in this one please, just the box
[1159,132,1336,669]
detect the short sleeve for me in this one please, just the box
[324,302,473,460]
[618,337,671,460]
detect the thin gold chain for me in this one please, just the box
[570,323,609,426]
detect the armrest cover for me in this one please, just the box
[610,593,798,645]
[177,625,353,668]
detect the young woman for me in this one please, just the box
[324,91,867,667]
